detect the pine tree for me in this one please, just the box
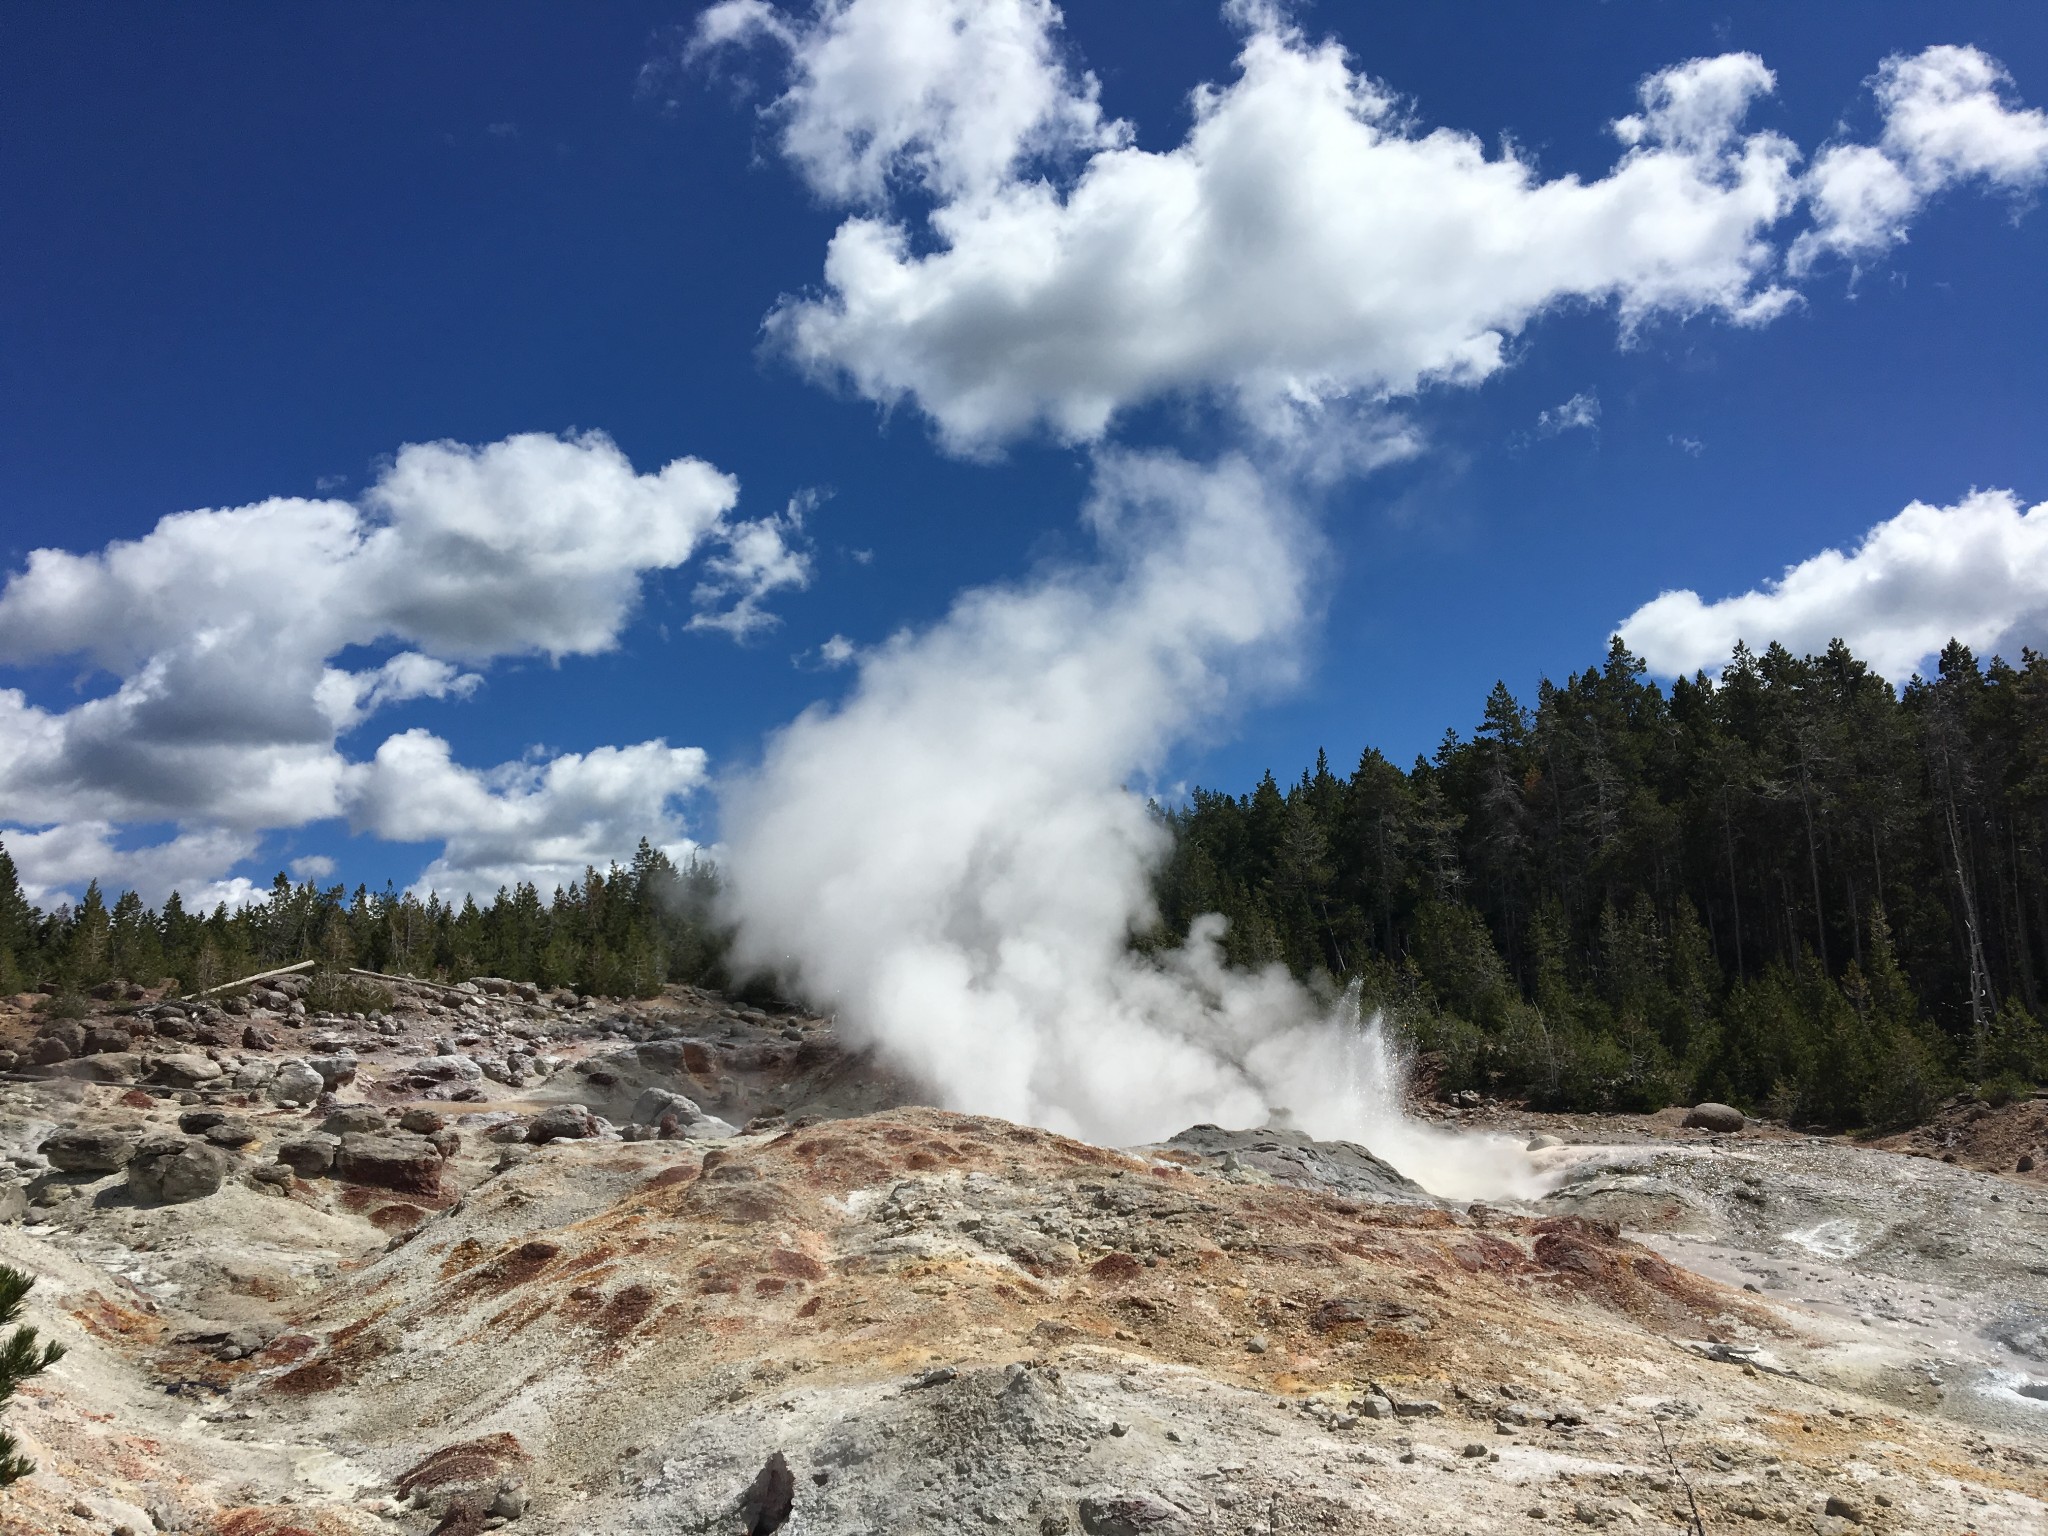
[0,1265,65,1485]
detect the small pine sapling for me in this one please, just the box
[0,1265,65,1485]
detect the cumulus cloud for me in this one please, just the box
[719,449,1538,1196]
[1794,45,2048,272]
[4,822,263,911]
[288,854,338,883]
[705,2,1812,453]
[689,493,816,638]
[342,731,709,899]
[688,0,1121,204]
[1619,488,2048,681]
[0,430,750,901]
[702,7,2048,456]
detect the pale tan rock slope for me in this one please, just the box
[0,976,2041,1535]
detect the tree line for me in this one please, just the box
[0,840,729,1005]
[6,635,2045,1130]
[1148,637,2048,1128]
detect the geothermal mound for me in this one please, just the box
[0,975,2042,1534]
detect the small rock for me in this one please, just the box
[149,1052,223,1088]
[1683,1102,1746,1133]
[277,1134,341,1177]
[321,1106,388,1136]
[40,1127,137,1173]
[739,1450,795,1535]
[2018,1153,2036,1173]
[526,1105,595,1144]
[1078,1494,1184,1536]
[1824,1495,1863,1523]
[1359,1394,1394,1420]
[1463,1442,1489,1457]
[1245,1335,1268,1354]
[1526,1134,1564,1151]
[1391,1399,1443,1419]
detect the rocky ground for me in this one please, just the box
[0,973,2041,1536]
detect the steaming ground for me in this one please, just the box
[717,451,1537,1199]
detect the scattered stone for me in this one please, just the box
[149,1052,224,1088]
[526,1105,595,1144]
[1391,1399,1443,1419]
[2019,1153,2036,1173]
[739,1450,796,1535]
[127,1135,232,1204]
[1683,1102,1746,1133]
[269,1058,325,1104]
[307,1054,358,1089]
[40,1127,138,1173]
[336,1132,446,1198]
[277,1134,341,1178]
[1824,1495,1863,1522]
[1078,1494,1184,1535]
[321,1106,389,1137]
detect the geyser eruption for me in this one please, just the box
[721,451,1541,1200]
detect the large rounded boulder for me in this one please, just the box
[1682,1102,1746,1133]
[127,1135,233,1204]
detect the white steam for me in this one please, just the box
[720,451,1541,1201]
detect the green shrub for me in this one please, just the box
[29,993,88,1021]
[304,968,393,1016]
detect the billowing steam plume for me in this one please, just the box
[720,452,1543,1200]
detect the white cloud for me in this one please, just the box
[1793,45,2048,271]
[724,5,1806,454]
[818,633,857,666]
[706,9,2048,457]
[689,0,1121,204]
[1619,488,2048,680]
[688,493,816,637]
[1536,391,1601,437]
[3,822,262,911]
[0,430,749,901]
[342,730,709,900]
[289,854,338,883]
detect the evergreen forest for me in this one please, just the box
[4,636,2045,1131]
[1149,637,2048,1128]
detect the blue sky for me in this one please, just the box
[3,0,2047,908]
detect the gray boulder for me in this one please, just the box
[128,1135,232,1204]
[0,1183,26,1223]
[269,1058,326,1104]
[276,1134,341,1178]
[526,1105,596,1144]
[410,1053,483,1084]
[308,1054,358,1089]
[1683,1102,1746,1133]
[149,1052,224,1088]
[335,1131,445,1197]
[320,1106,389,1137]
[41,1127,138,1174]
